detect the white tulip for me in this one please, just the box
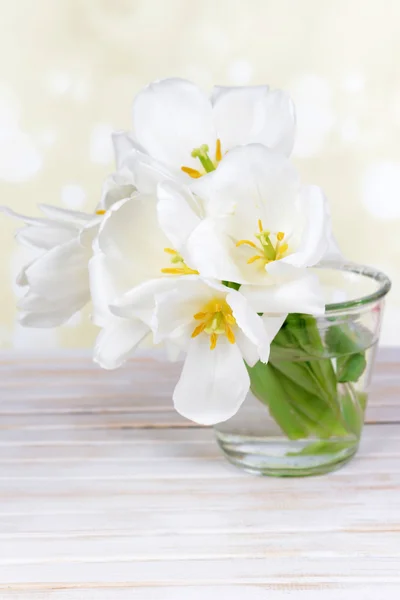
[111,78,295,192]
[89,251,150,369]
[111,272,280,424]
[90,192,199,369]
[100,149,136,210]
[148,276,282,425]
[1,155,136,327]
[157,144,339,318]
[1,205,105,327]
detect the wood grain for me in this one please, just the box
[0,349,399,598]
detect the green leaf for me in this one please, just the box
[273,314,338,403]
[271,314,322,359]
[340,386,365,436]
[337,353,367,383]
[325,323,367,383]
[358,391,368,412]
[247,361,312,440]
[276,371,348,438]
[221,280,241,291]
[325,321,372,355]
[269,360,325,398]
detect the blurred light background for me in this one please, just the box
[1,0,399,348]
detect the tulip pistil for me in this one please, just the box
[181,139,223,178]
[191,144,216,173]
[191,298,236,350]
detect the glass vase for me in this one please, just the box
[214,263,391,477]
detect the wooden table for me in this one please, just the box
[0,349,399,599]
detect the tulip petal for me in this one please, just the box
[132,78,216,169]
[19,307,84,328]
[173,335,250,425]
[185,217,247,283]
[1,206,73,228]
[16,260,35,287]
[284,185,334,268]
[99,172,136,211]
[111,131,146,170]
[205,144,299,235]
[18,289,86,313]
[235,330,259,367]
[94,319,149,370]
[110,277,178,326]
[212,86,296,156]
[261,314,287,341]
[97,195,169,284]
[241,268,325,315]
[23,238,91,306]
[15,223,76,250]
[226,289,270,363]
[89,253,131,327]
[157,180,202,250]
[121,149,177,194]
[38,205,94,226]
[151,277,217,343]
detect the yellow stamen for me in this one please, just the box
[215,138,222,162]
[161,267,185,275]
[225,324,236,344]
[247,254,263,264]
[191,298,237,349]
[236,239,257,249]
[210,333,218,350]
[236,220,290,270]
[192,322,206,338]
[96,209,106,215]
[225,313,236,325]
[181,166,202,179]
[162,248,199,276]
[193,312,208,320]
[185,267,199,275]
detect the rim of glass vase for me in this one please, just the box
[316,261,391,313]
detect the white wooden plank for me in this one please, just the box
[2,583,400,599]
[1,502,400,537]
[0,425,204,443]
[0,351,398,424]
[2,530,400,565]
[1,475,399,532]
[1,424,399,461]
[2,452,400,479]
[0,404,396,433]
[0,412,195,430]
[1,479,399,518]
[0,421,398,478]
[1,557,400,584]
[0,420,399,445]
[0,398,398,427]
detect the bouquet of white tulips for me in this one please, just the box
[4,78,349,428]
